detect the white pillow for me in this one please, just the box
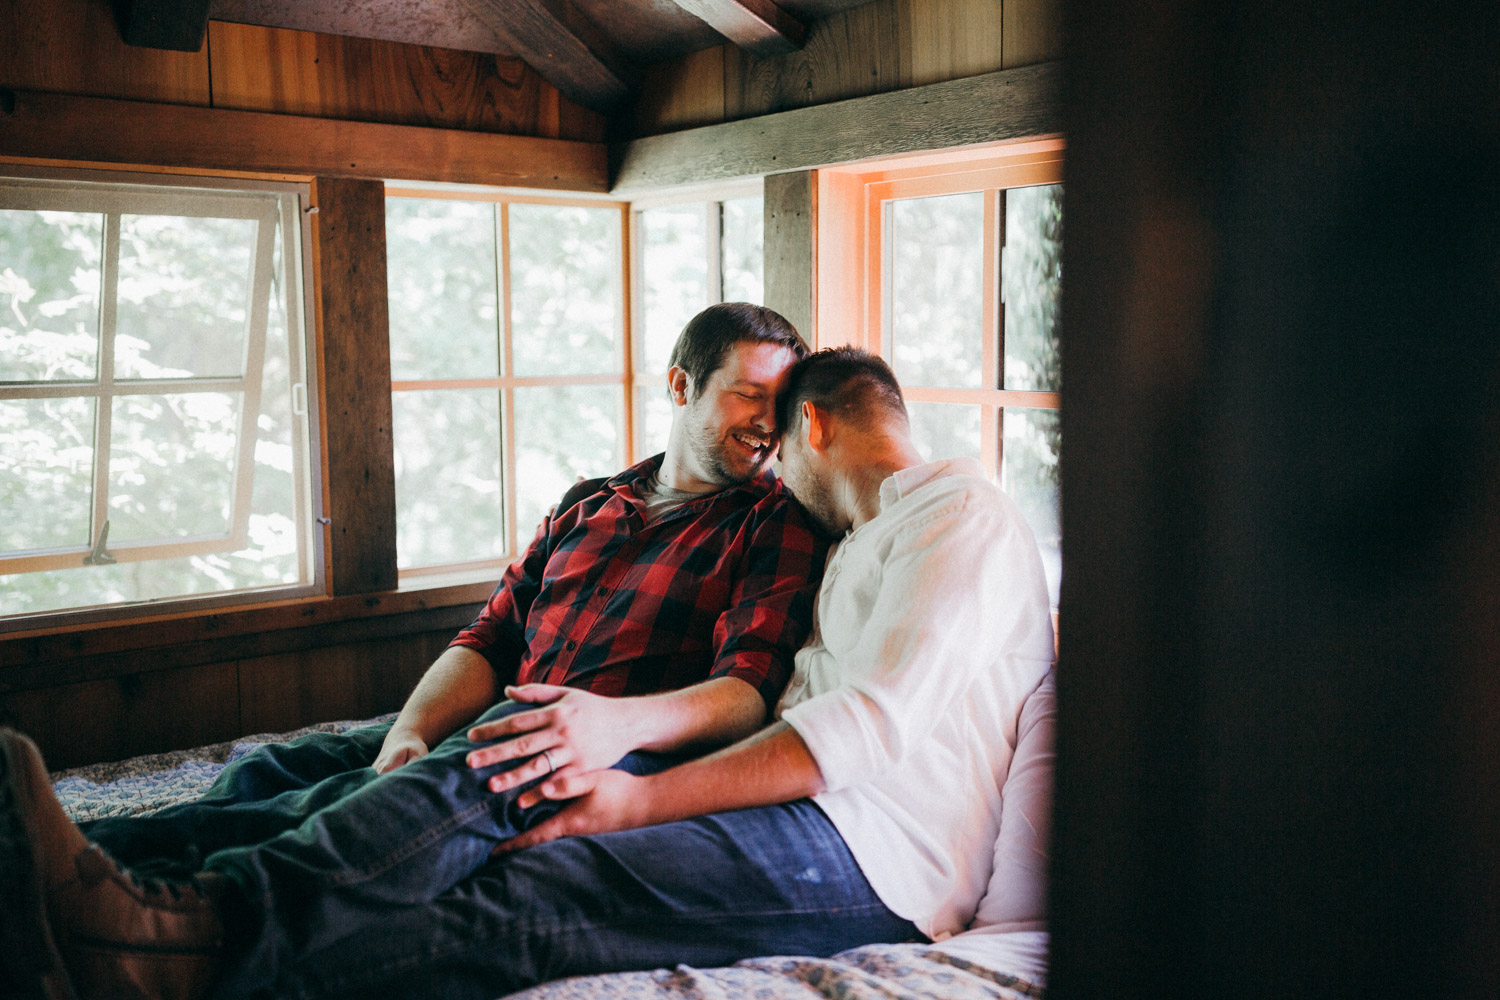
[931,670,1056,982]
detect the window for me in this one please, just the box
[818,142,1064,605]
[384,191,630,575]
[0,170,319,623]
[631,184,764,458]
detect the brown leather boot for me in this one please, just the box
[0,729,224,1000]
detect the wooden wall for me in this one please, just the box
[0,0,605,141]
[631,0,1061,136]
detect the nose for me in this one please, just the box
[752,398,774,434]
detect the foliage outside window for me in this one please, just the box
[0,171,319,623]
[632,188,765,458]
[869,152,1064,606]
[385,192,629,574]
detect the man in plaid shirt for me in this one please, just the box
[2,303,830,999]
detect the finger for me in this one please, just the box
[467,730,560,769]
[503,683,570,705]
[519,770,596,807]
[486,750,569,794]
[467,708,551,743]
[496,819,562,853]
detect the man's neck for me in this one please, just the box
[845,436,927,530]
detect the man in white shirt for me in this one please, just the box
[0,347,1056,1000]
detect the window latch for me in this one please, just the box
[83,519,117,566]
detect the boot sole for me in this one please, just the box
[0,730,80,1000]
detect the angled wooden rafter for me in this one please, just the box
[670,0,806,56]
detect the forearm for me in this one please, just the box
[391,646,500,746]
[618,676,768,754]
[636,721,826,826]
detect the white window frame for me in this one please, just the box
[0,166,323,627]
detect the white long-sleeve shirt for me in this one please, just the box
[776,458,1055,938]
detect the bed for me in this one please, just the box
[51,675,1055,1000]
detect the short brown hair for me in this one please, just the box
[777,347,908,432]
[668,303,808,398]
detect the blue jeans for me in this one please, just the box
[220,799,922,1000]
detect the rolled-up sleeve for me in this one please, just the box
[708,497,831,712]
[448,515,552,682]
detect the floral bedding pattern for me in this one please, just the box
[49,721,1044,1000]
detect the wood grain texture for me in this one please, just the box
[458,0,635,112]
[763,170,816,339]
[632,45,728,135]
[724,0,902,119]
[672,0,807,56]
[1001,0,1061,68]
[124,0,213,51]
[237,630,449,734]
[207,20,552,134]
[0,90,608,189]
[612,61,1062,191]
[0,0,211,105]
[312,177,398,598]
[1,661,241,769]
[899,0,1004,88]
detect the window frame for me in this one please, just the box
[383,187,634,579]
[628,178,765,460]
[0,165,324,628]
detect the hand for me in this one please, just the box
[496,769,648,852]
[466,685,641,795]
[372,729,429,774]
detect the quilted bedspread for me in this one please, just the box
[49,721,1043,1000]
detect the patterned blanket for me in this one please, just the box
[50,722,1043,1000]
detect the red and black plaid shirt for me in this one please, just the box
[450,455,830,710]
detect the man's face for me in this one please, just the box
[673,341,798,488]
[778,410,846,535]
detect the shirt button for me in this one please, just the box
[565,639,577,651]
[597,585,610,596]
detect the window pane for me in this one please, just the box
[639,206,708,373]
[634,381,672,459]
[514,385,622,540]
[0,397,95,551]
[109,392,240,542]
[1003,184,1064,392]
[906,401,982,463]
[0,209,101,381]
[393,389,504,569]
[115,215,256,379]
[721,197,763,304]
[889,192,985,389]
[509,204,622,376]
[386,199,499,380]
[1002,407,1061,607]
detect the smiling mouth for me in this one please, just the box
[732,431,771,456]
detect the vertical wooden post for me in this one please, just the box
[311,177,398,595]
[763,169,816,342]
[1051,1,1500,998]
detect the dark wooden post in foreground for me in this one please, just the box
[1051,1,1500,997]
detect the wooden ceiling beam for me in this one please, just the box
[457,0,636,112]
[0,90,608,191]
[670,0,806,56]
[123,0,214,51]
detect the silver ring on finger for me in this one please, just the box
[541,749,556,774]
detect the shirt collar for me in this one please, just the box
[877,457,986,513]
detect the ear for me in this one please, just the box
[803,401,835,453]
[666,366,691,407]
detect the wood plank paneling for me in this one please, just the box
[899,0,1005,88]
[0,90,608,189]
[207,21,552,134]
[1002,0,1062,68]
[764,170,816,339]
[612,62,1062,191]
[632,46,728,136]
[237,630,450,735]
[312,177,398,598]
[1,662,240,770]
[0,0,210,105]
[724,0,902,120]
